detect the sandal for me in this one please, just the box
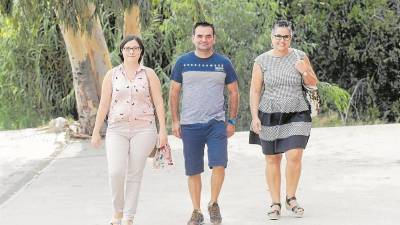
[121,219,133,225]
[110,218,121,225]
[285,196,304,218]
[110,213,122,225]
[267,202,281,220]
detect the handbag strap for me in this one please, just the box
[143,69,160,131]
[143,69,155,107]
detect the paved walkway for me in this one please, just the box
[0,128,65,204]
[0,124,399,225]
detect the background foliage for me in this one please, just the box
[0,0,399,130]
[0,2,73,129]
[282,0,400,123]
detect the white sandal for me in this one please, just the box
[121,219,133,225]
[286,196,304,217]
[110,218,121,225]
[267,202,281,220]
[110,213,123,225]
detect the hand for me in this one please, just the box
[172,121,181,138]
[91,132,102,149]
[295,59,308,75]
[158,129,168,147]
[226,124,235,138]
[251,118,262,134]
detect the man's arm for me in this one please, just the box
[169,80,182,138]
[226,81,239,138]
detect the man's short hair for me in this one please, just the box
[192,21,215,36]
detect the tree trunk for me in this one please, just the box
[57,3,111,135]
[59,25,99,135]
[123,5,141,37]
[83,4,112,98]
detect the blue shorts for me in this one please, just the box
[181,119,227,176]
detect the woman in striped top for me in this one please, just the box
[249,20,318,220]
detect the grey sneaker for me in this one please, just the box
[208,202,222,224]
[187,209,204,225]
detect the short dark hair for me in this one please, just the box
[192,21,215,36]
[272,19,293,36]
[118,35,145,63]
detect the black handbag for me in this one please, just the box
[249,130,261,145]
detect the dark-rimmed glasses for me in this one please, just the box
[273,34,291,41]
[123,46,141,52]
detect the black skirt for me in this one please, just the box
[249,110,311,155]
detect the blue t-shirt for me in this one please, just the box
[171,51,238,124]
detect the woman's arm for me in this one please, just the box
[296,55,318,87]
[249,62,264,134]
[91,70,113,148]
[147,68,168,146]
[250,62,263,120]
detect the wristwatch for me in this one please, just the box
[227,118,237,126]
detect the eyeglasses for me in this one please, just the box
[273,34,291,41]
[123,46,141,52]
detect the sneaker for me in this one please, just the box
[208,202,222,224]
[187,209,204,225]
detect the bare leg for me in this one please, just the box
[265,154,282,203]
[188,174,202,210]
[285,149,303,198]
[210,166,225,203]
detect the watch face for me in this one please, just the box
[228,119,236,125]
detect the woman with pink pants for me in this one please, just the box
[91,35,167,225]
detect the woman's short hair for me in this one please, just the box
[272,20,293,36]
[118,35,145,63]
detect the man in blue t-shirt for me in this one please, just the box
[169,21,239,225]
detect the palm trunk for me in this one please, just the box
[83,4,112,97]
[59,25,99,135]
[123,5,141,37]
[57,3,111,135]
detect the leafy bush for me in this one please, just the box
[0,5,73,129]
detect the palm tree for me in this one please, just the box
[2,0,151,134]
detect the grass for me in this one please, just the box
[312,112,386,128]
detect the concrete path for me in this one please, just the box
[0,124,399,225]
[0,129,65,204]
